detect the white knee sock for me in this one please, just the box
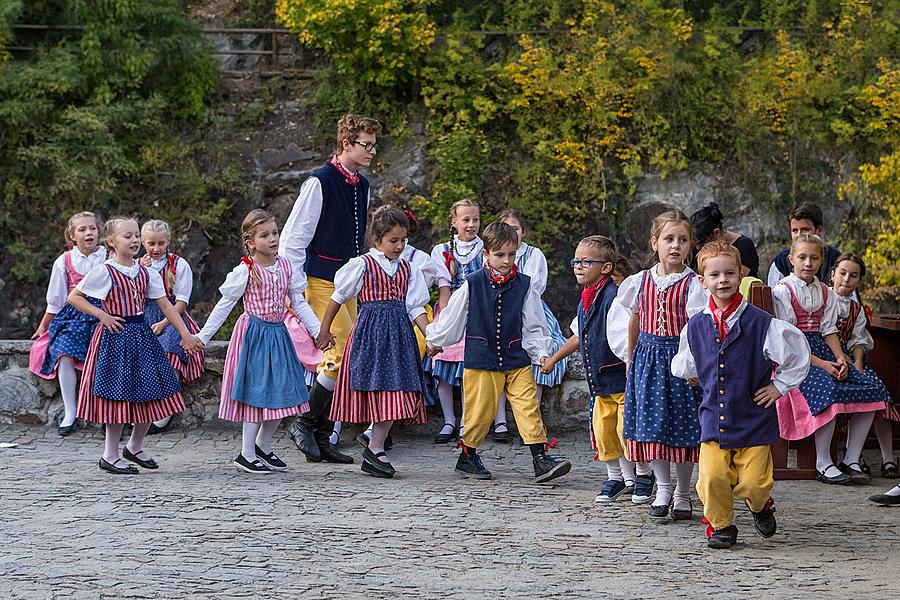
[636,461,653,477]
[875,418,895,464]
[495,392,507,426]
[369,421,394,455]
[674,462,695,505]
[103,423,124,463]
[885,484,900,497]
[57,357,78,427]
[153,415,171,429]
[316,372,336,392]
[242,422,262,461]
[620,457,636,485]
[844,412,875,466]
[604,459,623,481]
[651,460,672,506]
[815,418,838,474]
[126,423,151,455]
[256,419,281,454]
[437,381,456,428]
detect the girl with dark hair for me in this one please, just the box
[690,202,760,279]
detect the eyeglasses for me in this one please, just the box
[569,259,610,268]
[352,140,378,153]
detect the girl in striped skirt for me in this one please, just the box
[195,210,323,475]
[139,219,205,433]
[68,217,200,475]
[320,206,430,478]
[617,210,706,519]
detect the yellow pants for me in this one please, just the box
[461,366,546,448]
[413,304,434,359]
[697,441,774,530]
[592,393,626,461]
[306,276,357,380]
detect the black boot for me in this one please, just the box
[289,382,331,462]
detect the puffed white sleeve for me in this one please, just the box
[685,277,708,318]
[145,269,166,300]
[606,299,632,362]
[405,264,429,321]
[196,265,249,346]
[764,319,811,395]
[569,314,579,339]
[172,257,194,304]
[670,326,698,381]
[279,177,323,294]
[767,262,784,289]
[426,282,469,348]
[523,247,549,295]
[819,287,839,337]
[330,257,366,305]
[771,283,796,325]
[414,248,448,290]
[522,279,552,361]
[430,244,452,288]
[45,254,69,314]
[615,273,643,314]
[75,264,113,300]
[847,309,874,353]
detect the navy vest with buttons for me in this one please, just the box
[686,304,779,449]
[577,279,626,396]
[304,164,369,282]
[464,269,532,371]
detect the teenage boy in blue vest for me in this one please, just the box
[281,114,381,465]
[542,235,653,504]
[426,221,571,483]
[766,201,843,288]
[672,241,810,549]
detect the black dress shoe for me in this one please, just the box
[672,498,693,520]
[319,442,354,464]
[869,491,900,506]
[289,418,321,462]
[816,465,851,485]
[362,449,395,478]
[233,454,272,475]
[99,458,139,475]
[434,423,457,444]
[356,432,371,448]
[122,447,159,470]
[57,423,77,437]
[492,422,510,443]
[837,461,871,484]
[255,445,288,471]
[649,502,671,518]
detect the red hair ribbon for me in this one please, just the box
[65,241,75,250]
[442,250,454,271]
[167,252,178,275]
[403,209,417,225]
[241,255,253,270]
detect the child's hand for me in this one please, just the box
[181,334,203,355]
[835,357,849,381]
[540,356,557,375]
[426,344,443,357]
[686,377,699,386]
[315,330,335,351]
[139,255,153,267]
[753,383,782,408]
[820,360,845,380]
[99,313,125,333]
[151,319,169,336]
[31,324,48,340]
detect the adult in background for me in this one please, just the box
[280,113,382,464]
[690,202,761,279]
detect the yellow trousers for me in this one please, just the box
[413,304,434,359]
[461,366,547,448]
[306,276,357,380]
[592,393,626,461]
[696,441,774,530]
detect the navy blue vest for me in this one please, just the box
[772,245,840,286]
[686,304,779,449]
[577,279,626,396]
[464,269,533,372]
[304,164,369,282]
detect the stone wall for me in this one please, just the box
[0,340,591,434]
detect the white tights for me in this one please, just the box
[57,357,78,427]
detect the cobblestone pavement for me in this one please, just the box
[0,423,896,599]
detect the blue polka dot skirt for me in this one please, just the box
[800,333,891,415]
[39,299,101,375]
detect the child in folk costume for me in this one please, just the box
[615,209,706,519]
[542,236,637,503]
[427,199,483,443]
[492,209,567,443]
[427,221,571,483]
[672,242,810,549]
[773,235,891,485]
[139,219,205,433]
[828,253,898,483]
[320,206,430,478]
[195,210,323,475]
[354,208,451,449]
[69,218,200,474]
[29,212,106,436]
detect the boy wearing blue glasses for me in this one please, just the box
[543,236,645,504]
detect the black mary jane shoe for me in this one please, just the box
[255,445,288,472]
[882,461,899,479]
[672,498,693,521]
[649,502,671,519]
[434,423,457,444]
[57,422,77,437]
[356,432,371,449]
[492,422,510,443]
[122,447,159,470]
[816,464,851,485]
[99,458,139,475]
[837,461,871,484]
[362,449,395,478]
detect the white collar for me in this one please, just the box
[73,246,103,260]
[453,235,482,249]
[368,248,401,264]
[650,264,694,290]
[515,243,529,258]
[786,273,819,288]
[702,298,748,321]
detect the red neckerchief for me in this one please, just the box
[486,263,518,285]
[709,293,743,341]
[581,276,609,311]
[327,155,360,186]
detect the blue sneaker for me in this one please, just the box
[632,473,656,504]
[595,479,628,503]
